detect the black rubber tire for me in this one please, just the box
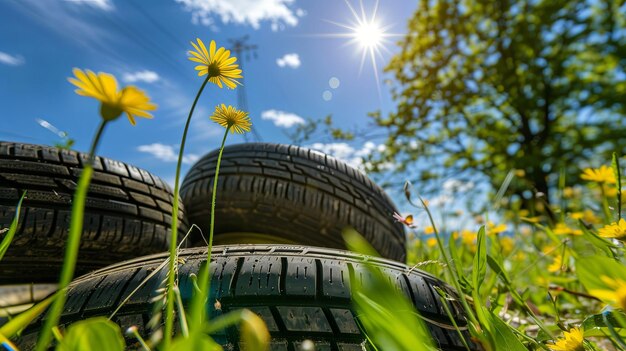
[16,245,478,350]
[180,143,406,262]
[0,141,188,283]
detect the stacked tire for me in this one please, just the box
[4,142,479,350]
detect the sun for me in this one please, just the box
[321,0,400,98]
[354,21,383,49]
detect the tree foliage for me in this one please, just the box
[373,0,626,209]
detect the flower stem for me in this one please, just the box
[601,185,613,223]
[164,76,209,348]
[190,126,230,330]
[36,120,108,351]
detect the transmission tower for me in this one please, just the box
[229,35,262,142]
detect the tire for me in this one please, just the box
[17,245,478,351]
[180,143,406,262]
[0,141,188,283]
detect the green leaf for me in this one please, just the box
[0,191,26,260]
[0,292,57,338]
[56,317,125,351]
[487,311,527,351]
[613,152,622,220]
[472,226,487,294]
[170,332,222,351]
[582,311,626,337]
[448,233,472,293]
[576,255,626,292]
[343,228,436,351]
[239,310,270,351]
[578,220,618,258]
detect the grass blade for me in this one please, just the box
[0,191,26,261]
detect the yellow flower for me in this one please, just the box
[424,226,435,235]
[581,165,616,184]
[552,223,582,236]
[571,209,600,225]
[589,276,626,310]
[500,236,514,254]
[563,187,575,199]
[426,237,437,248]
[188,38,242,89]
[548,255,565,273]
[546,327,584,351]
[68,68,156,125]
[570,212,584,220]
[597,218,626,240]
[210,104,251,134]
[487,221,507,235]
[461,230,476,246]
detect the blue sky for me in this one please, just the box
[0,0,416,186]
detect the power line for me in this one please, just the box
[126,0,189,53]
[228,35,262,142]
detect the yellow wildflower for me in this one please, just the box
[210,104,251,134]
[426,237,437,248]
[188,38,242,89]
[546,327,584,351]
[552,223,582,236]
[563,187,575,199]
[589,276,626,310]
[603,183,617,196]
[548,255,565,273]
[570,212,584,220]
[597,218,626,240]
[487,221,507,235]
[500,236,514,254]
[581,165,616,184]
[68,68,156,125]
[424,226,435,235]
[461,230,476,245]
[583,209,600,224]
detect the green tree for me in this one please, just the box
[372,0,626,212]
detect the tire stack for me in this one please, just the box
[3,142,478,350]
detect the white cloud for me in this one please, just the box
[0,52,24,66]
[137,143,199,164]
[307,142,391,172]
[276,53,300,68]
[175,0,301,30]
[123,70,160,84]
[261,109,305,128]
[64,0,114,11]
[9,1,112,52]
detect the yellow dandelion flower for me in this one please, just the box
[583,209,601,224]
[487,221,507,235]
[188,38,242,89]
[589,276,626,310]
[598,218,626,240]
[548,255,565,273]
[552,223,582,236]
[546,327,584,351]
[604,184,618,197]
[68,69,156,125]
[570,212,584,220]
[581,165,616,184]
[461,230,476,246]
[210,104,251,134]
[563,187,575,199]
[426,237,437,248]
[424,226,435,235]
[499,236,514,254]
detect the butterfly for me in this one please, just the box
[393,212,416,228]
